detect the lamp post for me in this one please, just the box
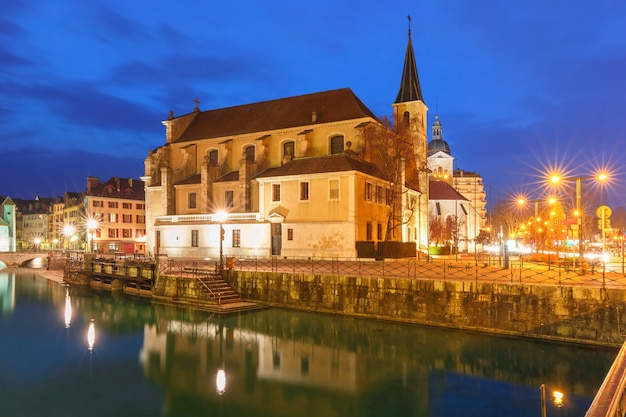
[86,218,98,253]
[63,224,75,254]
[550,172,608,269]
[214,210,227,271]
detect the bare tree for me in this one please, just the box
[362,116,421,241]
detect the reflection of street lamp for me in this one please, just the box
[64,288,72,328]
[540,384,564,417]
[87,319,96,351]
[214,210,227,271]
[216,369,226,395]
[550,173,608,265]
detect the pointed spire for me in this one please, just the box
[395,14,424,104]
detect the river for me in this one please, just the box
[0,268,618,417]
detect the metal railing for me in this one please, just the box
[585,339,626,417]
[158,254,626,288]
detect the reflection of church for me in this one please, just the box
[427,114,487,253]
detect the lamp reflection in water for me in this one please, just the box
[216,369,226,395]
[540,384,564,416]
[64,288,72,328]
[87,319,96,351]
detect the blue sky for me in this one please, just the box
[2,0,625,209]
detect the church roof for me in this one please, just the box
[255,154,389,181]
[427,138,451,156]
[174,88,378,143]
[2,196,16,206]
[394,29,424,103]
[429,179,468,201]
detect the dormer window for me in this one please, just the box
[245,145,255,163]
[209,149,218,166]
[283,141,294,158]
[330,135,344,155]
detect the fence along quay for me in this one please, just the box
[61,252,626,416]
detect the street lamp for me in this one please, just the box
[214,210,227,271]
[86,218,99,253]
[550,172,608,267]
[63,224,75,253]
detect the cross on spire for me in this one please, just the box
[408,14,412,37]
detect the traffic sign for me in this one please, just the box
[596,205,612,218]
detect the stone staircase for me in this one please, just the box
[194,273,244,304]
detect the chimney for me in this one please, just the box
[312,111,318,123]
[129,178,133,188]
[87,176,99,194]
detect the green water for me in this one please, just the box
[0,269,617,417]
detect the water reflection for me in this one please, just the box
[0,270,619,417]
[64,287,72,328]
[87,319,96,351]
[136,307,616,417]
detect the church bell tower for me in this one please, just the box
[392,16,429,251]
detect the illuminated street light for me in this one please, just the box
[86,217,99,253]
[63,224,75,252]
[549,172,609,267]
[214,210,227,271]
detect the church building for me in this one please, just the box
[142,25,430,259]
[427,113,488,253]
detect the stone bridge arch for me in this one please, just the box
[0,252,50,268]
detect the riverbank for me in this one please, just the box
[36,268,65,282]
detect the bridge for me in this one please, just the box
[0,251,51,268]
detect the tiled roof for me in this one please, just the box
[86,177,145,200]
[429,179,468,201]
[215,171,239,183]
[175,88,378,143]
[177,174,201,185]
[255,154,389,180]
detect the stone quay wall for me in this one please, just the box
[224,270,626,347]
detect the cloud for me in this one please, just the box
[0,148,144,199]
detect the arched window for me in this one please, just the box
[330,135,344,154]
[403,111,410,127]
[283,141,295,158]
[209,150,218,166]
[245,145,255,163]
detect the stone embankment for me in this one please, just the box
[38,258,626,347]
[225,270,626,347]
